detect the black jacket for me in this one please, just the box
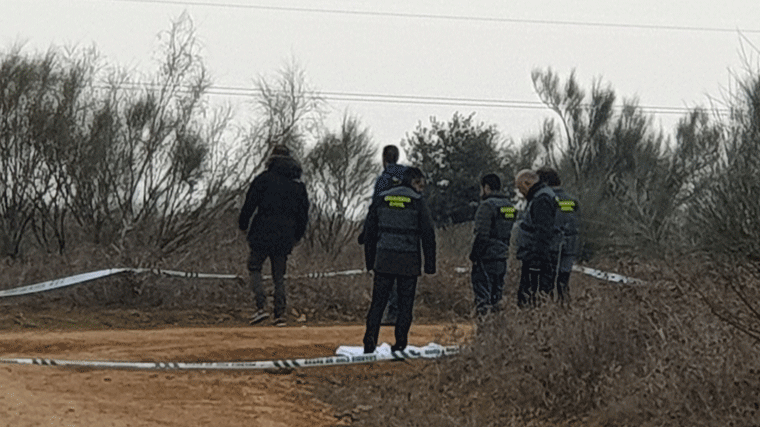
[516,182,559,264]
[470,193,515,262]
[238,155,310,256]
[364,185,436,276]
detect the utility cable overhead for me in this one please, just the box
[101,81,727,115]
[116,0,760,34]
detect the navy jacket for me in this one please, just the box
[516,182,560,264]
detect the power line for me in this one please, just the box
[116,0,760,34]
[103,81,726,115]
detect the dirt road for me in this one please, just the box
[0,323,467,427]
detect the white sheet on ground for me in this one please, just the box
[335,342,448,358]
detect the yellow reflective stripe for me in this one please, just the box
[385,195,411,208]
[385,196,411,203]
[500,206,516,220]
[557,200,576,212]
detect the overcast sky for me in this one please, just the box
[3,0,760,150]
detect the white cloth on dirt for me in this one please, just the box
[335,342,447,358]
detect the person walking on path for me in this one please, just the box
[514,169,560,308]
[469,173,516,316]
[362,167,436,353]
[239,145,310,326]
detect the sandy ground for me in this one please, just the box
[0,323,466,427]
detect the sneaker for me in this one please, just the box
[249,310,269,325]
[273,317,287,327]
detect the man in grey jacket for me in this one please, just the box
[469,173,515,316]
[362,167,436,353]
[537,167,579,303]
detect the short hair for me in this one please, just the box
[480,173,501,191]
[515,169,539,187]
[382,145,400,164]
[271,144,290,157]
[536,167,562,187]
[402,166,424,187]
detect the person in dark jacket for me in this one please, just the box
[537,167,579,304]
[359,144,407,325]
[239,145,309,326]
[362,167,436,353]
[469,173,516,316]
[515,169,560,308]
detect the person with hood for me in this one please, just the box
[514,169,560,308]
[362,167,436,354]
[359,144,407,325]
[469,173,516,316]
[239,144,309,326]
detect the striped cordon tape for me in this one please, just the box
[0,343,460,371]
[0,265,643,299]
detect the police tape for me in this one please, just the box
[0,268,243,299]
[0,342,460,371]
[571,265,645,285]
[0,264,644,299]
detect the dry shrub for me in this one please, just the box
[325,263,760,427]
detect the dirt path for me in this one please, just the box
[0,323,468,427]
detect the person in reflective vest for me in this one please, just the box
[362,167,436,353]
[515,169,561,307]
[537,167,579,304]
[469,173,515,316]
[358,144,407,326]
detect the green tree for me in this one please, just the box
[403,112,506,225]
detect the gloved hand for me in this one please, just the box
[357,230,365,245]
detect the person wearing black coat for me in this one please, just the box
[239,145,309,326]
[362,167,436,353]
[515,169,561,308]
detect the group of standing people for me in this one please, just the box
[237,143,578,354]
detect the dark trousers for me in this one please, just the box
[557,271,571,303]
[248,249,288,318]
[517,259,557,308]
[383,285,399,321]
[471,260,507,316]
[363,273,418,352]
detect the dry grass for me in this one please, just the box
[319,258,760,427]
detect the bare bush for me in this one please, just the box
[531,68,720,258]
[303,113,379,260]
[322,270,760,427]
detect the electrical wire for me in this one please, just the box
[101,81,728,115]
[115,0,760,35]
